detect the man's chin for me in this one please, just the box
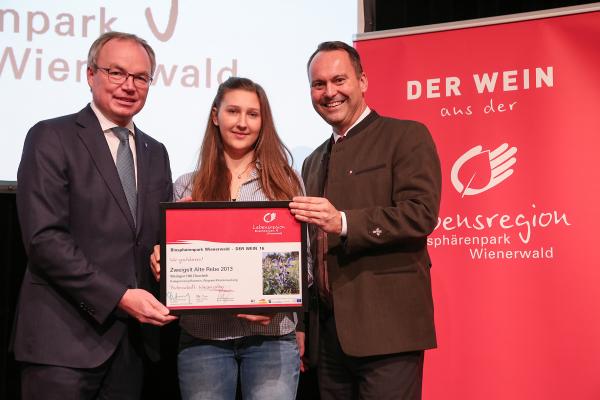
[108,111,137,126]
[317,108,341,122]
[320,115,343,127]
[113,107,141,119]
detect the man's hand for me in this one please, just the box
[296,330,308,372]
[236,314,272,326]
[118,288,177,326]
[150,245,161,282]
[289,196,342,234]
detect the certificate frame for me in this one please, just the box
[160,201,308,314]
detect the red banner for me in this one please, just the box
[166,206,300,243]
[356,8,600,400]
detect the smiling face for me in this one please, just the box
[87,38,152,126]
[212,89,261,159]
[309,49,368,135]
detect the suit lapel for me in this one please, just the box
[75,106,136,231]
[345,110,379,141]
[134,127,149,235]
[316,139,333,197]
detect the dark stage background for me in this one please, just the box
[0,1,592,398]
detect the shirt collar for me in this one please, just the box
[90,101,135,135]
[247,160,261,182]
[332,106,371,143]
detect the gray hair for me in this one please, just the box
[87,31,156,75]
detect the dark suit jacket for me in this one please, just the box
[12,105,172,368]
[303,111,441,361]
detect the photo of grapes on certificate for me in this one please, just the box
[160,201,307,314]
[262,251,300,295]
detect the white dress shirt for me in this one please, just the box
[90,101,138,187]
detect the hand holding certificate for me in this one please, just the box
[160,201,308,314]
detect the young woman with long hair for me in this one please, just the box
[153,77,305,400]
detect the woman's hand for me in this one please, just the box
[236,314,272,325]
[150,245,161,282]
[150,196,192,282]
[296,331,308,372]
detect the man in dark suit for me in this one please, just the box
[290,41,441,399]
[12,32,177,399]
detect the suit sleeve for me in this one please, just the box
[342,121,442,254]
[17,122,128,325]
[162,143,174,204]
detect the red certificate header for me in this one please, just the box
[166,206,301,244]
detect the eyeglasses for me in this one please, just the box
[94,65,153,88]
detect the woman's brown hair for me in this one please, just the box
[191,77,302,201]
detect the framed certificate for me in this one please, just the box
[160,201,307,314]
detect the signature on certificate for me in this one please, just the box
[168,292,191,305]
[214,285,235,303]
